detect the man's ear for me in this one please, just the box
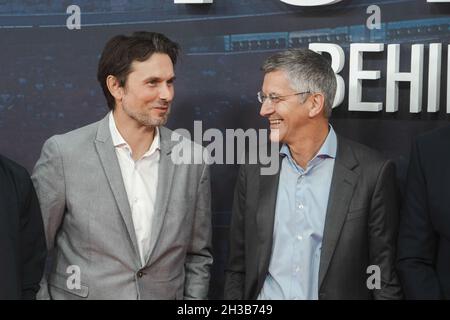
[308,93,325,118]
[106,75,124,102]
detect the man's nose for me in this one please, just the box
[159,83,174,101]
[259,100,275,117]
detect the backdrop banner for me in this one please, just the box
[0,0,449,298]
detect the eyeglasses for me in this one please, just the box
[257,91,311,104]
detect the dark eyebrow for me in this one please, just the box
[144,76,175,82]
[143,77,162,83]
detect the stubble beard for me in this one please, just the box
[122,101,170,127]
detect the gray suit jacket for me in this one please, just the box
[224,135,403,299]
[32,114,213,300]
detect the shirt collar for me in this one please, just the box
[316,125,337,159]
[108,111,160,157]
[280,125,337,165]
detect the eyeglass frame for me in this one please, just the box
[257,90,311,105]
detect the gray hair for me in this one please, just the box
[262,49,336,118]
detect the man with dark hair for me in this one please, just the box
[224,49,402,300]
[0,155,46,299]
[32,31,212,300]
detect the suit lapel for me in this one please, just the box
[318,137,359,289]
[146,126,176,265]
[256,155,282,295]
[94,114,141,262]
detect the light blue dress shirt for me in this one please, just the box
[258,126,337,300]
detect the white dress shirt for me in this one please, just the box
[109,112,160,267]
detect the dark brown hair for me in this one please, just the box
[97,31,180,110]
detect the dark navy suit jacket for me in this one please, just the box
[0,155,46,299]
[398,125,450,299]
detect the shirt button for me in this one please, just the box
[295,267,301,273]
[137,271,144,278]
[297,235,303,241]
[298,204,304,209]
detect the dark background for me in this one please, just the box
[0,0,449,299]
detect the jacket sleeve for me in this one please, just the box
[18,168,47,299]
[184,163,213,299]
[397,139,442,299]
[368,160,403,299]
[31,136,67,299]
[224,164,247,300]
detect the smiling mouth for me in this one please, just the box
[269,119,283,127]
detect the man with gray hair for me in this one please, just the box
[224,49,402,300]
